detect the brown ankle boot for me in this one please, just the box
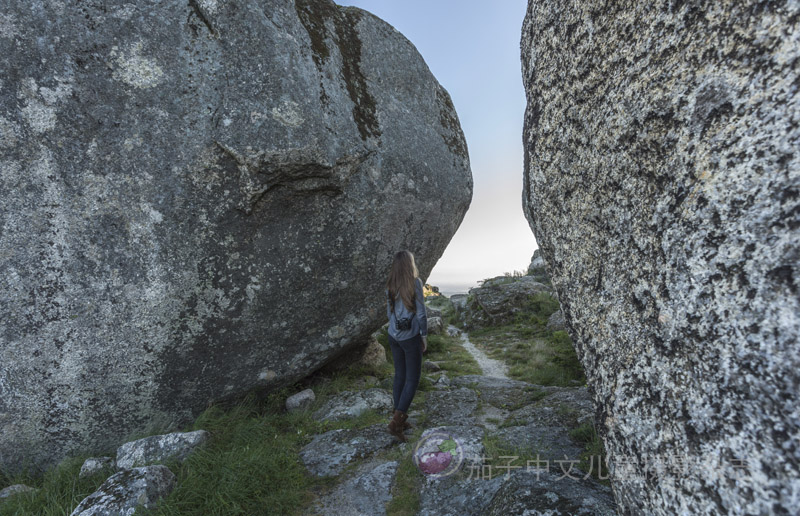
[391,409,413,430]
[387,410,408,442]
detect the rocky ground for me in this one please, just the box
[298,325,617,515]
[0,274,616,515]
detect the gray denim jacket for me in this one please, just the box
[386,277,428,341]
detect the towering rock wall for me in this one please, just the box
[521,1,799,514]
[0,0,472,472]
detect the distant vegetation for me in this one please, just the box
[468,289,585,387]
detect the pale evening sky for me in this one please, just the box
[338,0,538,294]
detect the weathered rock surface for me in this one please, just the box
[355,375,379,388]
[484,469,616,516]
[422,360,441,372]
[70,465,175,516]
[320,336,387,373]
[418,474,505,516]
[449,294,468,313]
[312,388,393,422]
[463,276,551,328]
[0,0,471,472]
[494,423,584,463]
[451,375,538,409]
[431,373,451,388]
[423,387,479,427]
[546,310,566,332]
[425,306,443,320]
[0,484,37,500]
[286,388,317,413]
[79,457,115,478]
[295,368,613,512]
[299,423,401,477]
[522,1,800,513]
[417,438,612,516]
[528,249,546,274]
[526,248,553,286]
[308,459,398,516]
[505,386,594,428]
[116,430,209,469]
[426,316,444,335]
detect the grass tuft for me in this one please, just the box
[568,421,609,485]
[383,442,423,516]
[0,455,112,516]
[137,392,314,515]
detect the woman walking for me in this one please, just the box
[385,250,428,442]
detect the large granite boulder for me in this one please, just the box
[522,1,799,514]
[0,0,471,472]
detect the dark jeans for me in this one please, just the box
[389,333,423,413]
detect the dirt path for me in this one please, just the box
[448,324,509,379]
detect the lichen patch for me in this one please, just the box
[0,14,19,39]
[271,100,304,127]
[0,116,20,148]
[110,42,165,89]
[198,0,221,16]
[21,100,57,133]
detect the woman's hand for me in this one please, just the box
[421,335,427,353]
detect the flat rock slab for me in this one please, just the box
[312,388,393,422]
[418,462,615,516]
[504,405,568,429]
[116,430,209,469]
[476,403,510,432]
[451,375,542,410]
[484,469,616,515]
[417,425,486,475]
[417,474,506,516]
[308,459,398,516]
[300,423,401,477]
[493,423,585,463]
[505,386,594,428]
[70,465,175,516]
[535,386,593,415]
[422,387,479,427]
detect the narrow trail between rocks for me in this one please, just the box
[448,324,509,379]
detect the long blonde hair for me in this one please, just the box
[386,250,419,313]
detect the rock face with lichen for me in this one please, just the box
[522,1,799,514]
[0,0,471,472]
